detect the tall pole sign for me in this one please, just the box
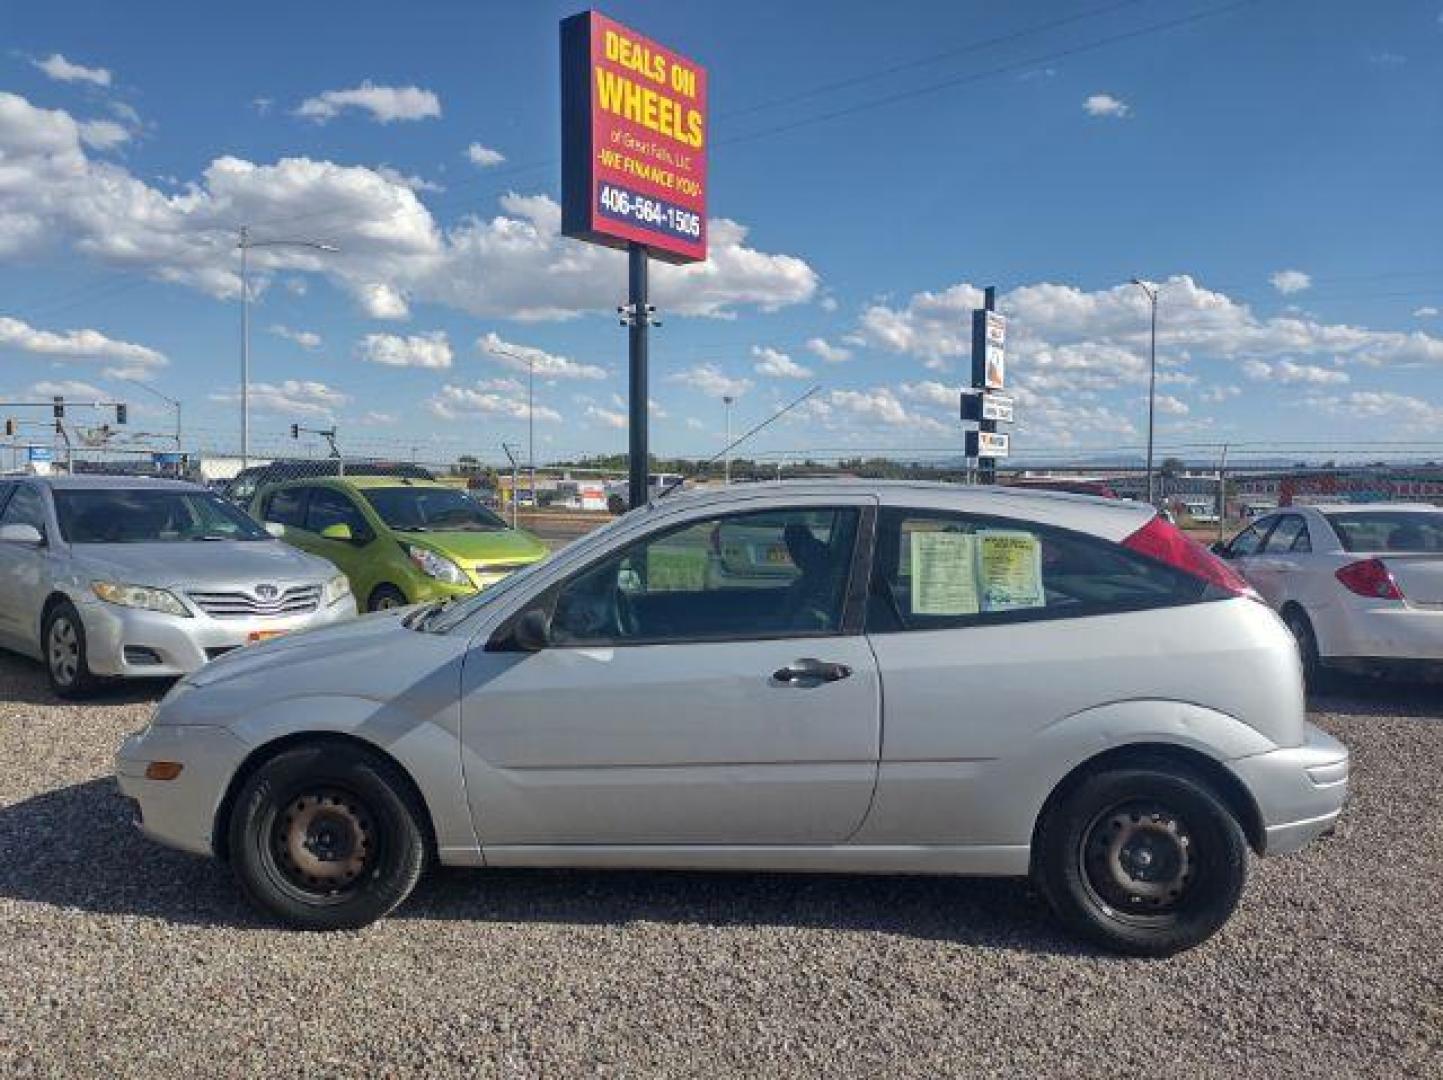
[963,286,1012,482]
[560,11,709,509]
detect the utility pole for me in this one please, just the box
[722,395,734,484]
[618,244,660,509]
[501,443,521,529]
[238,226,338,469]
[1131,278,1160,507]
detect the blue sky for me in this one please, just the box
[1,0,1441,467]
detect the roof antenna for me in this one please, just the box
[656,384,823,501]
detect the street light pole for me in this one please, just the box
[117,377,181,450]
[722,395,734,484]
[1131,278,1160,506]
[237,226,338,469]
[528,351,536,512]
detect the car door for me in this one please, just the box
[1219,517,1275,598]
[459,500,882,846]
[1245,513,1312,608]
[0,483,55,652]
[301,486,377,585]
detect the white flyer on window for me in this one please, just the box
[909,531,980,616]
[978,530,1045,611]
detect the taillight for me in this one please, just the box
[1335,559,1404,600]
[1121,515,1261,600]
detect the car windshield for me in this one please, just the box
[362,486,508,533]
[55,488,270,543]
[1325,511,1443,553]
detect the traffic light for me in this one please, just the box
[52,396,64,419]
[115,403,128,425]
[4,418,14,436]
[290,423,300,439]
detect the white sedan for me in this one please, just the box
[1217,503,1443,679]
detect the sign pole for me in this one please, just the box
[978,286,998,485]
[628,242,650,510]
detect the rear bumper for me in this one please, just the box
[1229,723,1350,856]
[79,595,355,678]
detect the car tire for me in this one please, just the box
[1281,605,1328,689]
[43,600,100,700]
[367,584,408,612]
[1034,765,1248,957]
[228,742,428,931]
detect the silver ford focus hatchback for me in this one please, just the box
[118,481,1348,955]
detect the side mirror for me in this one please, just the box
[319,522,354,542]
[264,521,286,538]
[512,608,551,652]
[1209,541,1229,557]
[0,523,43,545]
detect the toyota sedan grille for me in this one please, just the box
[187,585,321,619]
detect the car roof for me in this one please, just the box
[1292,503,1440,515]
[640,479,1156,539]
[26,474,200,492]
[273,474,453,491]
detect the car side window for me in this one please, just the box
[0,482,13,516]
[866,508,1206,634]
[1227,521,1271,557]
[1261,515,1305,554]
[0,484,48,538]
[261,487,308,528]
[306,488,373,542]
[547,506,861,646]
[1290,520,1312,553]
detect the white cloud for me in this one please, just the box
[31,379,106,400]
[0,93,817,323]
[427,383,561,422]
[1083,93,1130,118]
[0,315,167,372]
[466,143,506,168]
[361,411,397,425]
[1414,306,1439,318]
[826,388,949,434]
[210,380,349,418]
[1154,393,1190,416]
[295,83,441,124]
[1269,269,1312,295]
[586,405,627,429]
[33,54,111,87]
[1242,359,1349,385]
[479,331,606,380]
[1309,391,1443,431]
[78,120,130,151]
[667,363,753,399]
[752,346,811,379]
[858,284,985,369]
[685,417,705,430]
[1198,384,1241,404]
[269,324,322,350]
[252,97,274,116]
[374,166,443,194]
[359,331,453,369]
[898,380,957,408]
[805,336,852,363]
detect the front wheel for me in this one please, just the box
[367,584,409,612]
[1035,766,1247,956]
[44,600,100,699]
[228,743,428,930]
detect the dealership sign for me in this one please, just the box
[560,11,708,264]
[965,430,1010,459]
[961,391,1014,424]
[971,310,1006,391]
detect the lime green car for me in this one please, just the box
[251,476,548,612]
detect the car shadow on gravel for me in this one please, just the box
[0,777,1089,954]
[1308,672,1443,720]
[0,652,172,708]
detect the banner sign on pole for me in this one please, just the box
[961,391,1015,424]
[971,310,1006,391]
[965,430,1010,459]
[560,11,708,264]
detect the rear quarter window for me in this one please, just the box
[867,508,1208,633]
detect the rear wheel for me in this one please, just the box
[1282,605,1326,687]
[367,584,408,612]
[1035,766,1247,956]
[43,601,100,699]
[228,742,427,930]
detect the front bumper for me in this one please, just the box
[1229,722,1350,856]
[79,594,355,678]
[116,723,253,857]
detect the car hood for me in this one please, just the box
[72,539,333,588]
[182,608,411,691]
[395,528,546,563]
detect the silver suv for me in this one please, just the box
[0,475,355,697]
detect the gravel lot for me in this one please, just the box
[1,652,1440,1079]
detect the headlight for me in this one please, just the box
[322,573,352,606]
[407,545,468,586]
[91,581,191,617]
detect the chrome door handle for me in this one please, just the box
[772,658,852,685]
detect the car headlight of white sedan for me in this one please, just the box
[407,545,468,585]
[322,572,352,606]
[91,581,192,617]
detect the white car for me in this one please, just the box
[1216,503,1443,679]
[118,481,1348,955]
